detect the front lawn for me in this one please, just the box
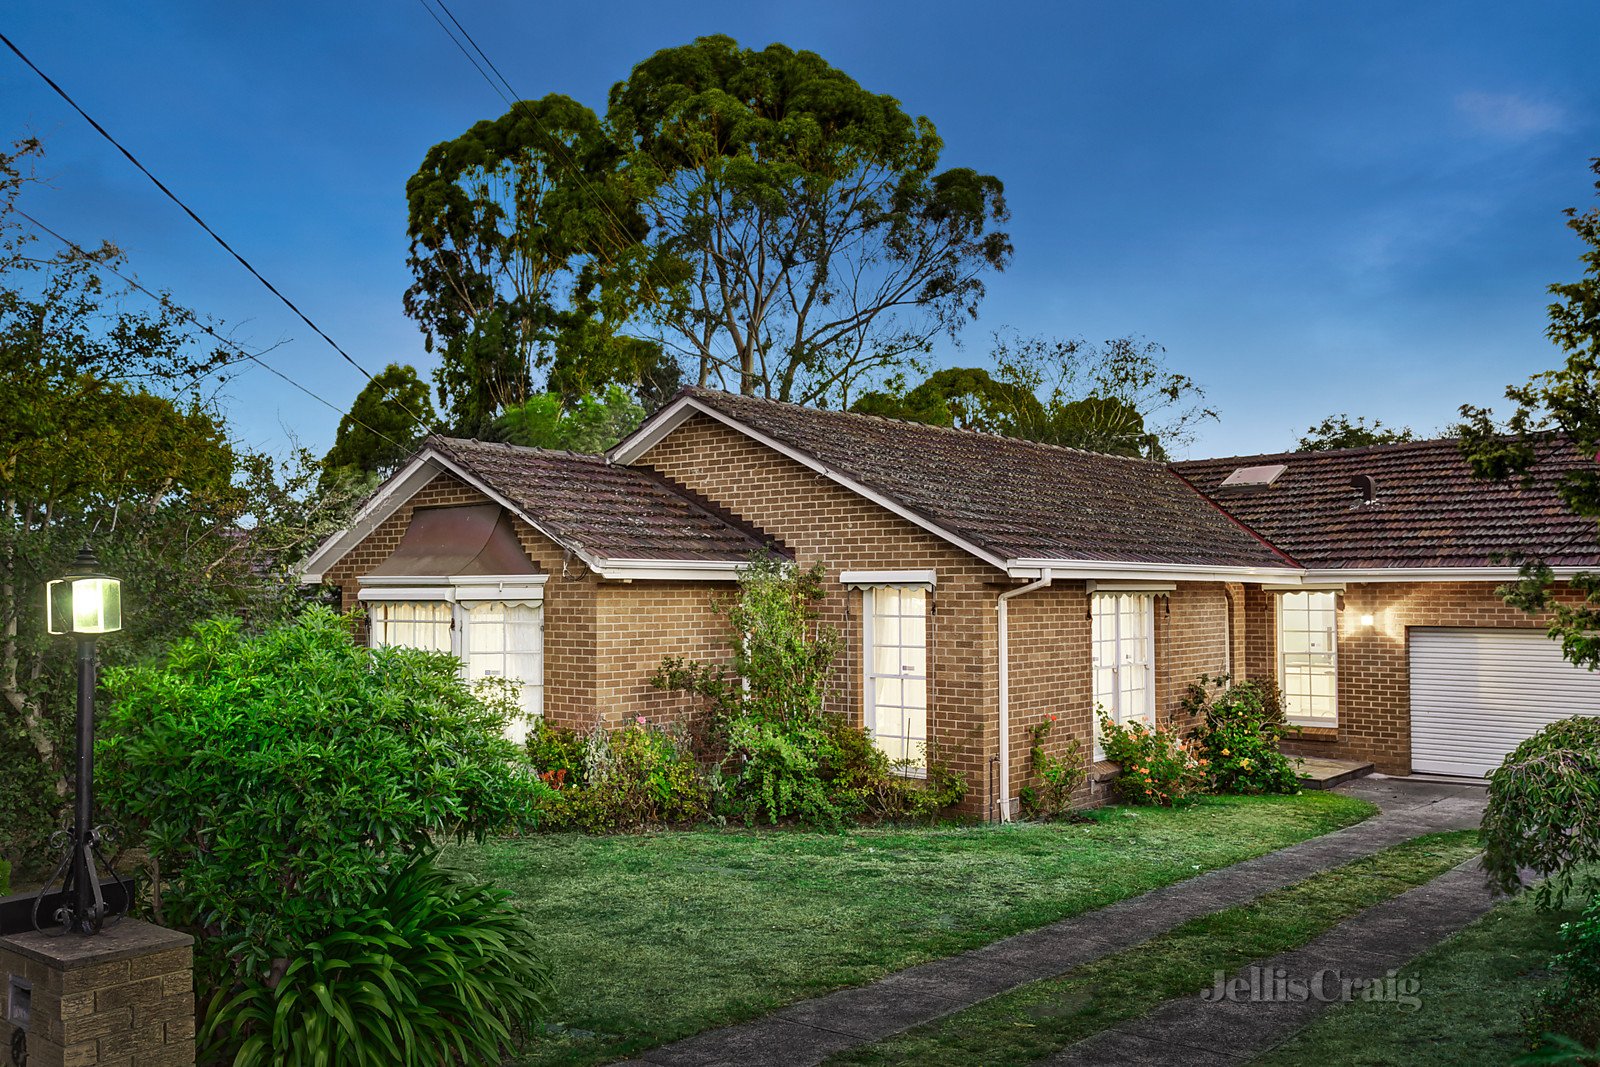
[829,830,1481,1066]
[1251,890,1582,1067]
[445,791,1373,1066]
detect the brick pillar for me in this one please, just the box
[0,919,194,1067]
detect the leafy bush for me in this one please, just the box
[1481,716,1600,906]
[1019,715,1086,820]
[0,858,9,895]
[1183,675,1301,795]
[525,718,586,789]
[1096,712,1205,806]
[202,852,552,1066]
[98,608,551,1053]
[653,556,965,828]
[1525,894,1600,1057]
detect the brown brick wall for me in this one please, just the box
[1242,580,1577,773]
[638,414,1236,813]
[640,413,1004,811]
[318,472,729,732]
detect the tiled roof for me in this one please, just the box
[1174,436,1600,569]
[664,389,1295,570]
[428,436,775,563]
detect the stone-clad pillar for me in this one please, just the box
[0,920,195,1067]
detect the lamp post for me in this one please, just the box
[42,545,122,936]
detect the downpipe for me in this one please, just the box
[996,569,1053,823]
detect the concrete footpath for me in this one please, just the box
[624,777,1486,1067]
[1041,854,1498,1065]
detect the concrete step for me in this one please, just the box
[1295,756,1376,790]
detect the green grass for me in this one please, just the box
[443,791,1373,1066]
[1251,891,1584,1067]
[828,830,1482,1067]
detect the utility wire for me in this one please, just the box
[0,29,436,438]
[415,0,652,289]
[16,208,419,459]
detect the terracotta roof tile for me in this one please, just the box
[1174,436,1600,569]
[673,389,1294,570]
[429,436,774,563]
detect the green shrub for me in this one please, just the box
[0,858,9,895]
[203,852,552,1066]
[1481,716,1600,906]
[1184,676,1301,795]
[525,718,585,789]
[1096,712,1204,806]
[98,608,551,1049]
[1019,715,1086,820]
[1525,894,1600,1056]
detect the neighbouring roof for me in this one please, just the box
[1175,436,1600,570]
[426,437,775,563]
[632,388,1295,571]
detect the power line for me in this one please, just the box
[0,28,436,438]
[15,208,420,459]
[415,0,651,287]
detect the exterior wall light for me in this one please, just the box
[1359,613,1375,627]
[37,546,125,936]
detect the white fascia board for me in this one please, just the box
[840,569,937,589]
[612,397,1013,573]
[1302,566,1594,584]
[1006,558,1306,584]
[299,455,445,583]
[595,559,746,582]
[1260,582,1346,592]
[358,585,455,602]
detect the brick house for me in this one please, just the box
[302,389,1600,816]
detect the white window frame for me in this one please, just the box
[1091,592,1156,760]
[1277,589,1338,726]
[862,584,930,776]
[359,576,548,737]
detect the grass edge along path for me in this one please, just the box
[1250,887,1586,1067]
[450,792,1374,1067]
[826,829,1482,1067]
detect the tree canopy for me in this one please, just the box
[491,384,646,453]
[1296,414,1416,451]
[405,35,1010,430]
[1458,156,1600,668]
[0,138,355,869]
[321,362,438,481]
[851,332,1213,459]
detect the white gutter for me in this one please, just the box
[996,568,1053,823]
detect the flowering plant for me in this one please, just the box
[1095,710,1205,806]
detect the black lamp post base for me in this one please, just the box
[29,826,127,936]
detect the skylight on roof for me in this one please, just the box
[1218,463,1288,488]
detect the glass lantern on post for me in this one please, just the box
[40,546,123,935]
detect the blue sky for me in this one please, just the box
[5,1,1597,460]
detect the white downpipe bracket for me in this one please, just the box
[996,568,1053,823]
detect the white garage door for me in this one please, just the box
[1410,628,1600,777]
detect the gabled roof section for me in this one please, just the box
[614,388,1296,575]
[1175,436,1600,570]
[301,436,778,583]
[427,437,777,564]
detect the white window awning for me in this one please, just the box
[840,569,937,590]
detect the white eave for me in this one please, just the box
[1300,565,1594,583]
[595,559,746,582]
[1004,558,1306,584]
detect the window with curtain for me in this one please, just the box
[368,600,453,653]
[464,601,544,721]
[864,585,928,773]
[1279,590,1337,724]
[1092,593,1155,757]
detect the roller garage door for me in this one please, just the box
[1410,628,1600,777]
